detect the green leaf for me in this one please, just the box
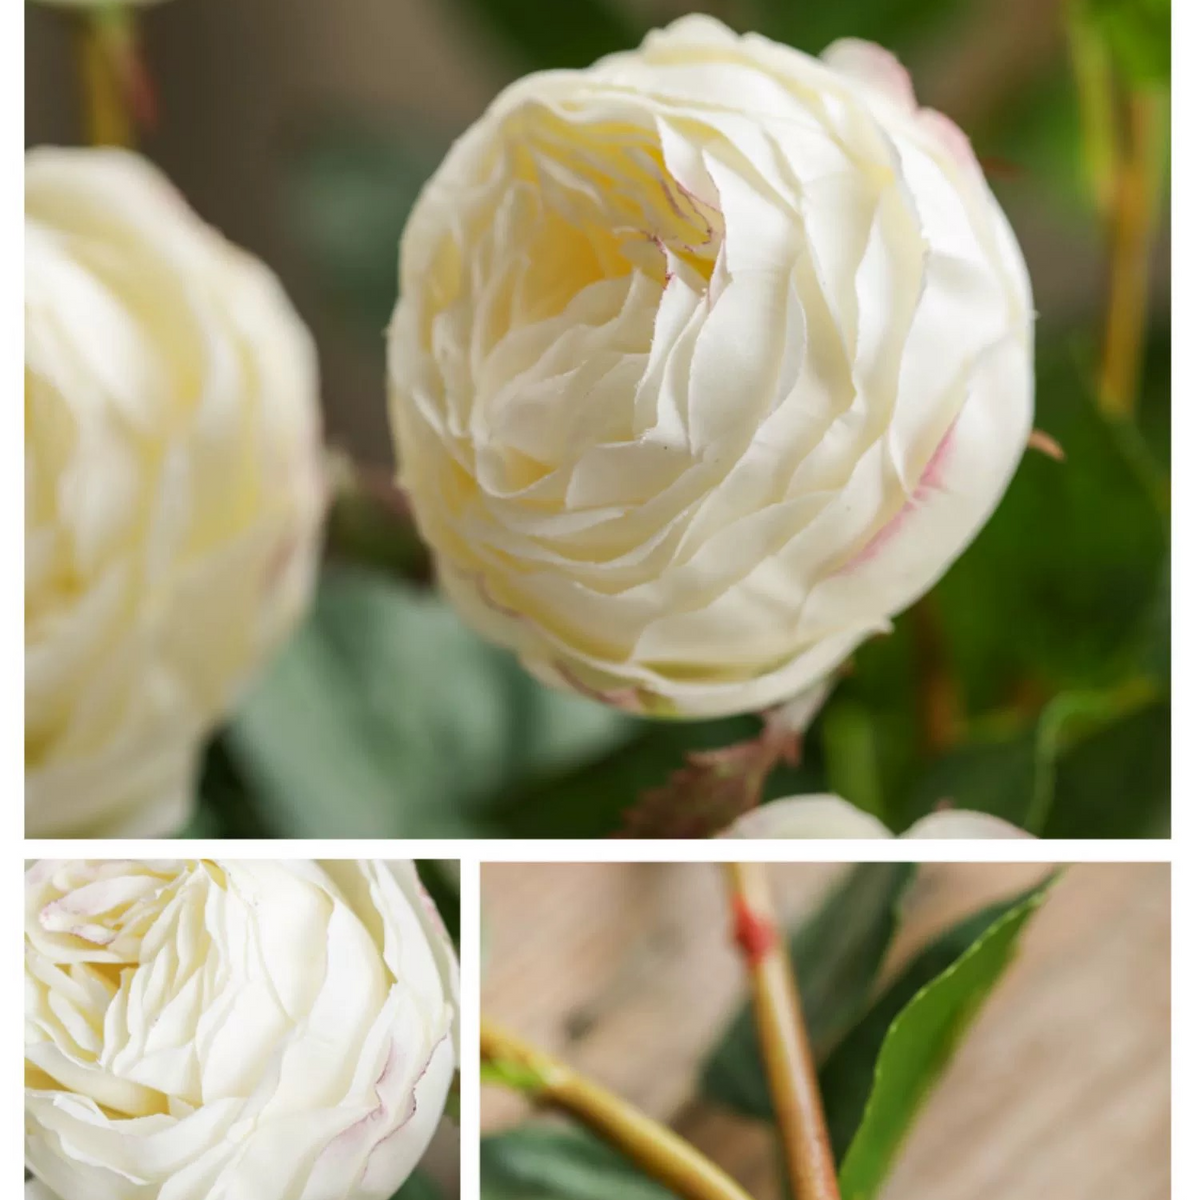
[226,565,635,837]
[481,1126,676,1200]
[702,863,916,1120]
[936,351,1168,709]
[1044,697,1170,837]
[900,680,1164,835]
[824,875,1057,1196]
[449,0,641,72]
[902,726,1038,830]
[391,1169,442,1200]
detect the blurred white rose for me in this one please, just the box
[26,148,324,836]
[388,15,1033,720]
[25,859,458,1200]
[723,794,1030,838]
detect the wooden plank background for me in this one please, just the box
[481,862,1169,1200]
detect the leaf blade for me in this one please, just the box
[828,875,1058,1198]
[480,1126,677,1200]
[226,566,635,837]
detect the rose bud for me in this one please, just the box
[24,859,458,1200]
[723,794,1030,838]
[388,16,1034,720]
[26,148,324,835]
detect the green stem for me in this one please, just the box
[481,1020,754,1200]
[75,13,134,147]
[723,863,841,1200]
[1067,1,1167,419]
[1097,88,1166,418]
[1067,0,1117,218]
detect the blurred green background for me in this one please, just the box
[26,0,1171,839]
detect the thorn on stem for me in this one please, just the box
[1027,429,1066,461]
[731,896,778,967]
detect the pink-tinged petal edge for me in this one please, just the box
[917,108,979,172]
[317,1039,426,1186]
[555,662,645,714]
[824,39,917,111]
[824,40,980,174]
[837,418,958,575]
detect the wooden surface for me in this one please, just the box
[481,862,1169,1200]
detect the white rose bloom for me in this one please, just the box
[388,16,1034,720]
[723,794,1030,838]
[24,859,459,1200]
[26,148,324,836]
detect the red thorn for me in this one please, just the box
[733,897,778,967]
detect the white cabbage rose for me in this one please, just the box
[388,15,1034,720]
[24,859,458,1200]
[26,148,325,837]
[723,794,1030,838]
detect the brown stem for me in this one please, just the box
[723,863,841,1200]
[481,1020,754,1200]
[913,596,962,756]
[1098,88,1166,418]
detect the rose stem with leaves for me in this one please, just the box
[481,1020,754,1200]
[723,862,841,1200]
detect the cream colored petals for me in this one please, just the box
[24,859,459,1200]
[25,148,325,836]
[388,15,1034,720]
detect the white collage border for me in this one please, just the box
[9,0,1194,1196]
